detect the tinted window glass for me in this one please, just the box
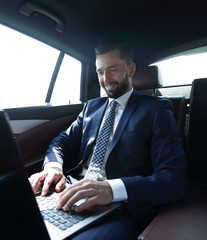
[50,54,81,105]
[152,50,207,86]
[0,24,81,108]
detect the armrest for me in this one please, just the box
[138,188,207,240]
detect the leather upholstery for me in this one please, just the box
[137,78,207,240]
[138,188,207,240]
[187,78,207,189]
[132,65,187,141]
[166,96,187,144]
[132,65,163,90]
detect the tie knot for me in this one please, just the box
[110,100,117,109]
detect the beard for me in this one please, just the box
[102,73,131,99]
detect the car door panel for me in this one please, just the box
[5,104,83,176]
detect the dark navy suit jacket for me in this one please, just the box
[44,89,189,218]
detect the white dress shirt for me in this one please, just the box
[44,88,134,202]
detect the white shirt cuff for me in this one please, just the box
[107,179,128,202]
[44,161,63,170]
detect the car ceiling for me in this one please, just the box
[0,0,207,66]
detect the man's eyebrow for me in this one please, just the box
[107,64,118,69]
[96,64,118,72]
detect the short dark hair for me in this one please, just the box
[95,39,134,64]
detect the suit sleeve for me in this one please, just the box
[121,99,189,216]
[43,103,87,168]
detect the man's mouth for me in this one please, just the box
[105,82,118,91]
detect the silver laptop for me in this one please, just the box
[0,110,122,240]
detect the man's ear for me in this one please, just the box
[129,62,136,78]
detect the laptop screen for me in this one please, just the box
[0,110,50,240]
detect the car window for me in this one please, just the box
[0,24,81,109]
[50,54,81,105]
[152,47,207,87]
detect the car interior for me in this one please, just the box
[1,0,207,239]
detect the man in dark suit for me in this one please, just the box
[30,40,189,239]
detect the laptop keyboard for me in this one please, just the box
[36,194,90,231]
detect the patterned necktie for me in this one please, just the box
[85,100,117,180]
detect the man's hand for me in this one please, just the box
[56,179,113,212]
[29,167,67,196]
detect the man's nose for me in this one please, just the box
[102,71,110,82]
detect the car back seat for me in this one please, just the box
[132,65,163,96]
[132,65,187,143]
[137,77,207,240]
[138,188,207,240]
[186,78,207,189]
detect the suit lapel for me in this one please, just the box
[83,91,140,161]
[83,98,108,160]
[108,91,140,155]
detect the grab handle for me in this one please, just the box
[19,2,65,33]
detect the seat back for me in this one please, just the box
[166,96,187,144]
[186,78,207,189]
[132,66,187,142]
[132,65,163,96]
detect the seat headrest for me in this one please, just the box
[132,65,163,90]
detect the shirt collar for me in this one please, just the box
[108,88,133,107]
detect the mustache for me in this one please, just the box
[104,82,118,87]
